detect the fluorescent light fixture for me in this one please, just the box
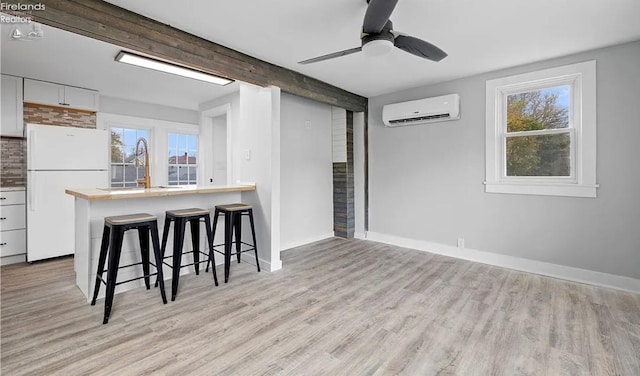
[115,51,233,86]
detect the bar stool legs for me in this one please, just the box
[209,204,260,283]
[158,208,218,301]
[224,210,234,283]
[91,214,167,324]
[248,209,260,273]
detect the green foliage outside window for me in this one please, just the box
[506,88,571,177]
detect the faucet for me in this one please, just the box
[135,137,151,189]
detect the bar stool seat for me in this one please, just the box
[167,208,210,217]
[208,203,260,283]
[91,213,167,324]
[215,203,253,212]
[106,213,157,225]
[159,207,218,301]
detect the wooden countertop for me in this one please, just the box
[65,184,255,201]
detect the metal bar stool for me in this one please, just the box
[91,213,167,324]
[207,203,260,283]
[158,208,218,301]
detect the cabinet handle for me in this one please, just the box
[0,243,6,246]
[0,197,6,200]
[0,217,6,220]
[58,102,70,106]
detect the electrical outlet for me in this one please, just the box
[457,238,465,249]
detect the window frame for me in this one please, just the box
[99,113,201,188]
[167,131,199,186]
[485,60,598,198]
[109,126,152,188]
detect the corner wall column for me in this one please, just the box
[332,108,354,238]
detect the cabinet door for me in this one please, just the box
[23,78,64,107]
[0,229,26,257]
[64,86,99,112]
[0,204,26,232]
[0,191,26,206]
[1,75,24,137]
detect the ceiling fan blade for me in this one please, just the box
[394,34,447,62]
[363,0,399,34]
[298,47,362,64]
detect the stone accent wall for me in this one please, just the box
[23,103,96,128]
[0,104,96,187]
[0,137,26,187]
[332,108,355,238]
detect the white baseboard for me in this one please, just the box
[241,252,282,272]
[0,254,27,266]
[280,232,335,252]
[354,232,366,240]
[365,231,640,294]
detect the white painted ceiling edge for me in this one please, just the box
[0,20,239,111]
[103,0,640,97]
[3,1,640,110]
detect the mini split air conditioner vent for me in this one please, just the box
[388,113,451,124]
[382,94,460,127]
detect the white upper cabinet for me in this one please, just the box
[23,78,99,112]
[64,86,99,111]
[1,74,24,137]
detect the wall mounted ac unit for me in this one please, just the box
[382,94,460,127]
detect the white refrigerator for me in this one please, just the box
[26,123,109,262]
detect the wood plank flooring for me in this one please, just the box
[1,238,639,375]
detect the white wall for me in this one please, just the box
[212,114,227,185]
[237,84,282,271]
[280,93,334,250]
[199,92,240,185]
[353,112,366,238]
[368,41,640,287]
[198,85,282,271]
[100,96,199,124]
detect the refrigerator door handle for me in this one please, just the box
[29,173,36,211]
[29,129,35,169]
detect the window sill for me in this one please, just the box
[484,181,598,198]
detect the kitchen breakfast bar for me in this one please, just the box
[65,184,257,302]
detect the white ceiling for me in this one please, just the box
[2,1,640,108]
[0,21,239,110]
[102,0,640,98]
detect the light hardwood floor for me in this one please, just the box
[1,238,639,375]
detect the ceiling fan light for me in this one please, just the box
[362,39,394,57]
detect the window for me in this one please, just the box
[167,133,197,185]
[110,127,149,187]
[485,60,597,197]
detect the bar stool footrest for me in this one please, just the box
[96,260,160,286]
[161,250,214,269]
[212,241,256,257]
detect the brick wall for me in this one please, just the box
[0,137,26,187]
[0,104,96,187]
[23,103,96,128]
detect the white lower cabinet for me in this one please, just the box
[0,190,27,265]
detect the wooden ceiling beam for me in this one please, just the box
[5,0,368,112]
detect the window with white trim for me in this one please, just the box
[110,127,149,187]
[167,133,197,185]
[485,60,597,197]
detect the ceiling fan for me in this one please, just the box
[299,0,447,65]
